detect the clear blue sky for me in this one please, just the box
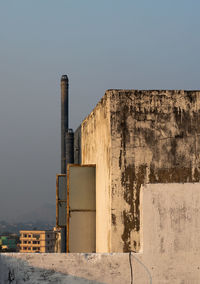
[0,0,200,220]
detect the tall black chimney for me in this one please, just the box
[61,75,69,174]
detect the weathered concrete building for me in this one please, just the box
[75,89,200,253]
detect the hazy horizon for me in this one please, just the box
[0,0,200,221]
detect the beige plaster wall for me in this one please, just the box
[81,94,112,252]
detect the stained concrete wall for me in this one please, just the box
[80,89,200,252]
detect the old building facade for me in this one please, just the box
[20,230,56,253]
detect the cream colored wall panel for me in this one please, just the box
[67,165,96,252]
[69,212,96,253]
[68,166,95,210]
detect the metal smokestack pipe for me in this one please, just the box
[66,129,74,165]
[61,75,69,174]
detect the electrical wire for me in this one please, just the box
[129,252,133,284]
[129,251,152,284]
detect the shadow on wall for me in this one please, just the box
[0,254,105,284]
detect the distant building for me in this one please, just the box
[0,235,18,252]
[19,230,56,253]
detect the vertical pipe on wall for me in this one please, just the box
[64,129,74,252]
[66,129,74,165]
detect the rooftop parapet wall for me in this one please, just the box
[2,183,200,283]
[80,89,200,253]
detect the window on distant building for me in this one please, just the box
[33,234,40,239]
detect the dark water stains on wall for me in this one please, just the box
[111,214,116,226]
[121,165,147,252]
[110,90,200,252]
[149,166,200,183]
